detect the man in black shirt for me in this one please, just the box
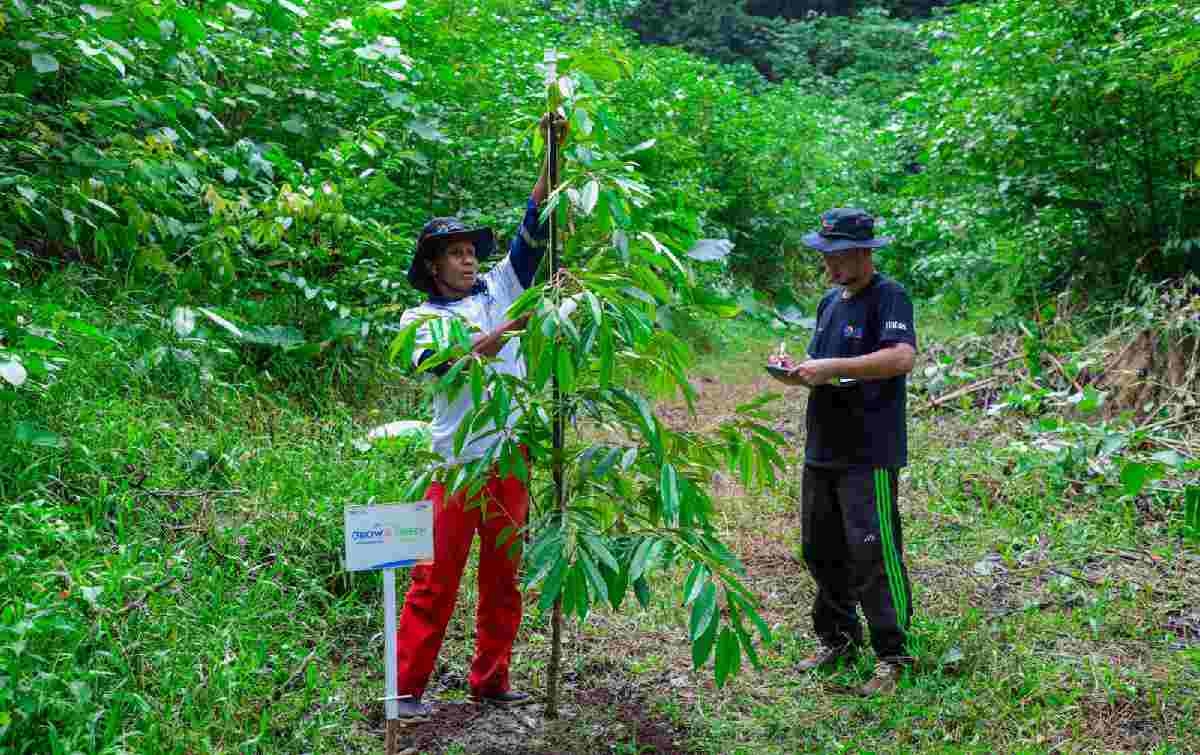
[772,208,917,696]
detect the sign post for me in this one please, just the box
[383,568,399,748]
[344,501,435,754]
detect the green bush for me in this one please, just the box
[891,0,1200,305]
[628,2,931,101]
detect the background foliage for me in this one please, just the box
[887,0,1200,311]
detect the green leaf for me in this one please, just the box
[660,463,680,526]
[630,267,671,303]
[532,344,554,391]
[623,139,657,155]
[735,392,782,415]
[736,440,756,487]
[590,446,622,479]
[1185,486,1200,542]
[583,291,603,325]
[691,607,718,668]
[198,308,244,339]
[752,438,786,485]
[402,470,433,503]
[470,360,484,406]
[579,180,599,215]
[557,75,576,100]
[573,54,623,82]
[15,421,66,448]
[32,53,59,74]
[632,575,651,609]
[277,0,308,17]
[688,582,717,641]
[175,9,205,44]
[496,525,516,553]
[81,5,113,20]
[600,557,628,610]
[1151,450,1187,468]
[1070,386,1104,415]
[555,346,575,393]
[567,562,590,620]
[572,107,594,137]
[682,563,708,606]
[1120,461,1164,497]
[506,285,542,320]
[488,378,507,429]
[512,445,529,484]
[388,321,419,366]
[241,325,305,349]
[729,602,762,669]
[686,238,734,262]
[578,549,609,606]
[745,422,787,447]
[537,556,568,612]
[677,477,707,526]
[714,628,741,687]
[409,119,449,144]
[527,529,564,575]
[629,538,656,581]
[730,592,772,644]
[612,389,661,458]
[582,534,619,573]
[76,40,103,58]
[598,321,614,389]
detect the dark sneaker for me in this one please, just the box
[797,643,859,672]
[858,659,904,697]
[470,689,533,707]
[395,697,432,721]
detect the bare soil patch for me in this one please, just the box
[367,684,693,755]
[1076,694,1165,753]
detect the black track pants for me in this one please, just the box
[800,465,913,660]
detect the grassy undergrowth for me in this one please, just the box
[670,403,1199,754]
[2,271,429,753]
[611,327,1200,754]
[4,277,1199,754]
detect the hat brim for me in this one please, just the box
[407,227,496,293]
[801,232,892,255]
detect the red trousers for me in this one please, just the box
[395,467,529,699]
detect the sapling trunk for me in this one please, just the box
[545,108,567,720]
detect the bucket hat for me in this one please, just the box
[406,217,496,293]
[801,208,892,255]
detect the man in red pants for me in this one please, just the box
[393,115,566,720]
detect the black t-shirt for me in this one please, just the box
[804,273,917,468]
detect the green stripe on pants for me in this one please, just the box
[878,470,900,621]
[886,471,910,626]
[875,469,908,628]
[883,470,909,627]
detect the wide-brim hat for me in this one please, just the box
[801,207,893,255]
[407,216,496,293]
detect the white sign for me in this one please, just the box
[344,502,434,572]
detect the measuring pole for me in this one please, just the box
[543,48,567,721]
